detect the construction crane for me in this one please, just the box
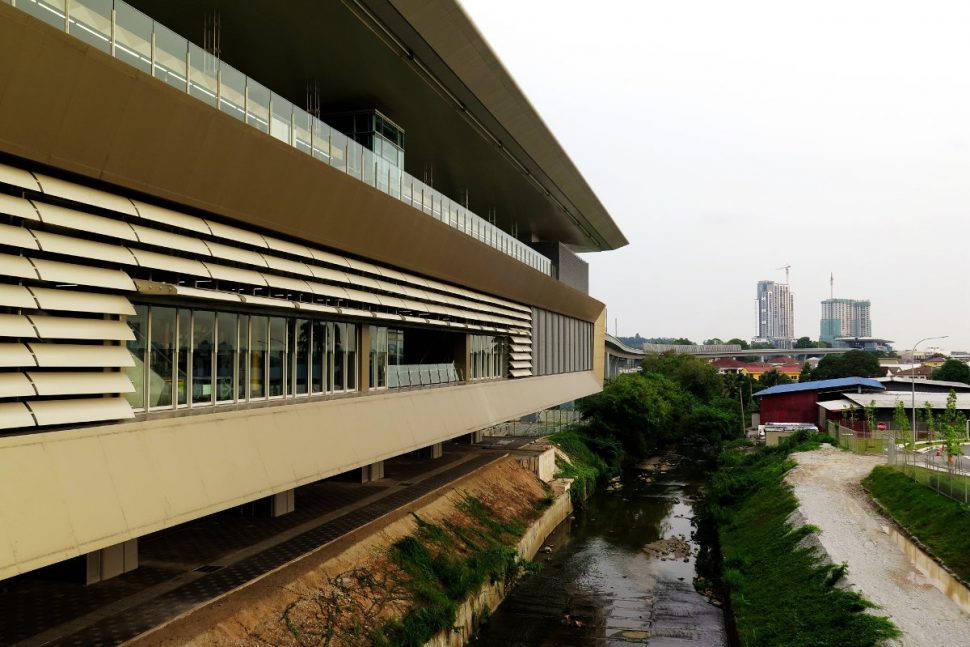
[776,264,791,284]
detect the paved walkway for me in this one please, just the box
[5,442,520,647]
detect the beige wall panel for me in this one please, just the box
[43,435,131,553]
[0,441,79,572]
[0,371,599,580]
[0,7,603,324]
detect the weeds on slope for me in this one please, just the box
[699,432,899,647]
[864,465,970,582]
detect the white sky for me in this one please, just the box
[459,0,970,351]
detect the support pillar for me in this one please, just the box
[359,324,370,391]
[268,489,296,517]
[360,460,384,482]
[455,430,483,444]
[83,538,138,585]
[418,442,443,460]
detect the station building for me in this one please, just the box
[0,0,627,583]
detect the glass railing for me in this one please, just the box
[387,363,461,388]
[11,0,553,275]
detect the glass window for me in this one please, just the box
[113,2,152,73]
[250,316,267,399]
[188,42,218,107]
[218,62,246,121]
[126,305,147,409]
[311,320,325,393]
[238,314,249,400]
[294,108,312,155]
[68,0,111,53]
[246,78,270,133]
[153,23,188,91]
[177,309,190,405]
[346,324,357,391]
[333,322,344,391]
[312,118,333,164]
[346,139,362,180]
[216,312,236,402]
[149,306,176,408]
[294,318,310,395]
[270,93,293,144]
[191,310,214,405]
[268,316,286,396]
[325,321,334,392]
[22,0,66,30]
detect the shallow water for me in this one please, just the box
[472,459,727,646]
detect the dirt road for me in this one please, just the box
[787,446,970,647]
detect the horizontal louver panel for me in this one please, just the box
[31,258,136,291]
[28,372,134,396]
[0,344,36,367]
[28,316,134,341]
[0,315,36,338]
[0,373,34,398]
[0,402,33,430]
[29,397,134,427]
[29,288,135,315]
[0,285,37,309]
[28,344,134,368]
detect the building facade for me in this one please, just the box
[0,0,626,584]
[754,280,794,348]
[820,298,871,344]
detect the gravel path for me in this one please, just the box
[787,446,970,647]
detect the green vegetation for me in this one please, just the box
[864,465,970,582]
[806,349,881,381]
[375,495,540,647]
[699,433,899,646]
[931,358,970,385]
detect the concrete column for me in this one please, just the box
[83,538,138,585]
[419,442,443,460]
[269,489,296,517]
[360,460,384,482]
[455,430,483,444]
[359,324,370,391]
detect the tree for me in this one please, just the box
[757,369,792,389]
[727,338,750,350]
[939,390,967,464]
[794,336,814,349]
[863,400,877,435]
[672,337,695,346]
[931,359,970,385]
[893,401,911,444]
[920,401,936,441]
[641,352,722,401]
[704,338,725,345]
[812,350,881,380]
[799,362,814,383]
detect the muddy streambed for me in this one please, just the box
[472,457,727,646]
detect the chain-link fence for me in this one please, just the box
[886,442,970,505]
[827,421,893,455]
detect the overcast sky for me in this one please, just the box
[460,0,970,352]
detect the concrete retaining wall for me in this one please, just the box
[425,480,573,647]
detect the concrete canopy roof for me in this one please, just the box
[127,0,627,252]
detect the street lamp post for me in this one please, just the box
[911,336,948,446]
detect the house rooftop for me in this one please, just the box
[754,377,885,398]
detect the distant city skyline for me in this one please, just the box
[820,298,872,344]
[461,0,970,351]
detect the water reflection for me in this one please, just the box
[472,459,726,646]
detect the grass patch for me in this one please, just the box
[547,426,621,504]
[701,432,899,646]
[863,465,970,581]
[374,495,534,647]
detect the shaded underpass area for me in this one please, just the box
[1,440,528,646]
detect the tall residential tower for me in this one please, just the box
[820,299,872,344]
[754,280,794,348]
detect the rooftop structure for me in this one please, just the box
[0,0,624,589]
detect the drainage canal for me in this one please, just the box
[472,456,727,646]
